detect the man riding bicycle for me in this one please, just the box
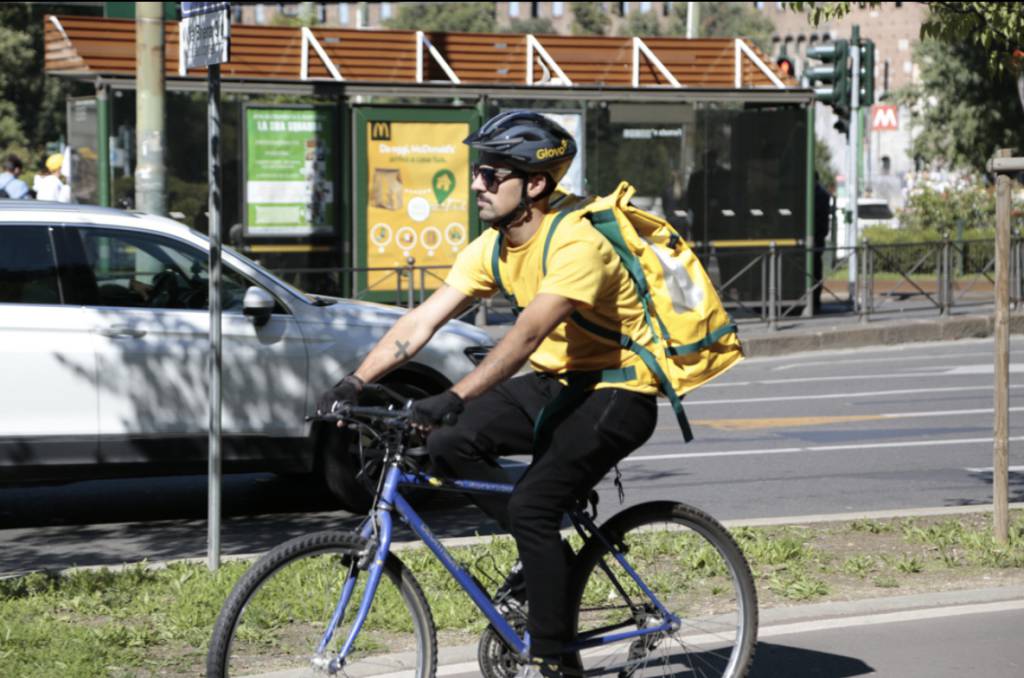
[318,110,661,677]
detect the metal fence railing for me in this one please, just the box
[267,234,1023,330]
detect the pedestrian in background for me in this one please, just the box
[34,153,71,203]
[0,154,31,199]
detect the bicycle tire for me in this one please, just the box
[568,501,758,678]
[207,530,437,678]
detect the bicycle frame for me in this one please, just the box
[323,460,681,672]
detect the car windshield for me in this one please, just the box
[181,227,330,305]
[219,242,322,304]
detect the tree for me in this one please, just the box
[787,2,1024,78]
[815,135,838,190]
[383,2,497,33]
[571,2,610,36]
[623,10,662,38]
[506,17,556,35]
[895,39,1024,175]
[0,4,96,165]
[668,2,775,52]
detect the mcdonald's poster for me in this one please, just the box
[244,106,336,236]
[364,120,471,289]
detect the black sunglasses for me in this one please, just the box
[471,164,522,192]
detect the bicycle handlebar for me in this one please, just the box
[306,382,459,428]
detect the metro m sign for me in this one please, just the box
[871,104,899,131]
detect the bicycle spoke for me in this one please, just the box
[570,503,757,678]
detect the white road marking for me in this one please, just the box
[665,383,1024,407]
[944,364,1024,375]
[771,350,1011,372]
[627,435,1024,463]
[701,368,1008,389]
[964,465,1024,473]
[656,406,1024,430]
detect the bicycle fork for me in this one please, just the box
[318,470,399,674]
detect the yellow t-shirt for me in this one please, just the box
[445,210,658,394]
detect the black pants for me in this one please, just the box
[425,372,658,658]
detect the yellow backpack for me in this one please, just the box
[491,181,744,442]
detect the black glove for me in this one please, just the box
[410,391,464,429]
[316,375,364,416]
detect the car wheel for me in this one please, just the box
[319,375,437,514]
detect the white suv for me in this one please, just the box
[0,202,492,510]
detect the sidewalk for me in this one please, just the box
[477,300,1024,357]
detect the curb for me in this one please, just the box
[740,312,1024,357]
[481,311,1024,358]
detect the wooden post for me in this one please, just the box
[992,148,1013,544]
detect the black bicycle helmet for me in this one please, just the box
[464,110,577,190]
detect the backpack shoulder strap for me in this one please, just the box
[541,208,573,276]
[490,231,522,315]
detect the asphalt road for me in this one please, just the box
[2,336,1023,575]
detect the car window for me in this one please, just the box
[76,229,255,311]
[0,225,61,304]
[858,203,894,220]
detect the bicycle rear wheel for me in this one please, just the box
[207,530,437,678]
[568,501,757,678]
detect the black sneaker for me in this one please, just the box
[494,560,526,605]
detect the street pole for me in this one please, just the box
[207,61,223,571]
[990,148,1018,544]
[135,1,166,215]
[686,2,699,39]
[96,83,111,207]
[847,26,861,306]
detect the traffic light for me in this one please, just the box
[858,39,876,106]
[806,39,851,135]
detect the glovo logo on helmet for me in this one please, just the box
[535,138,569,160]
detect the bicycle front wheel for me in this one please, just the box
[207,531,437,678]
[568,501,757,678]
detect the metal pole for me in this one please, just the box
[847,26,861,306]
[207,63,223,571]
[96,83,111,207]
[135,1,166,215]
[941,232,952,317]
[860,238,870,323]
[1013,228,1022,310]
[768,242,778,330]
[804,102,816,317]
[760,248,768,322]
[406,257,415,309]
[992,148,1013,544]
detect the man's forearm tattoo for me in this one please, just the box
[393,340,411,360]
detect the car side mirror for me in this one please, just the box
[242,286,274,327]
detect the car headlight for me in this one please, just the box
[464,345,491,366]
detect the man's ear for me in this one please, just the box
[526,173,550,200]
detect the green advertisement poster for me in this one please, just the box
[244,106,336,236]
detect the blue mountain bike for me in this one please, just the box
[207,384,758,677]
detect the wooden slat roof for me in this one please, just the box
[44,15,797,89]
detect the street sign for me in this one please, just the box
[870,104,899,131]
[180,2,230,70]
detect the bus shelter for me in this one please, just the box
[45,15,817,308]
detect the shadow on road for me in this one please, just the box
[751,642,874,677]
[0,474,511,575]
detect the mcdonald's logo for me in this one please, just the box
[370,121,392,141]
